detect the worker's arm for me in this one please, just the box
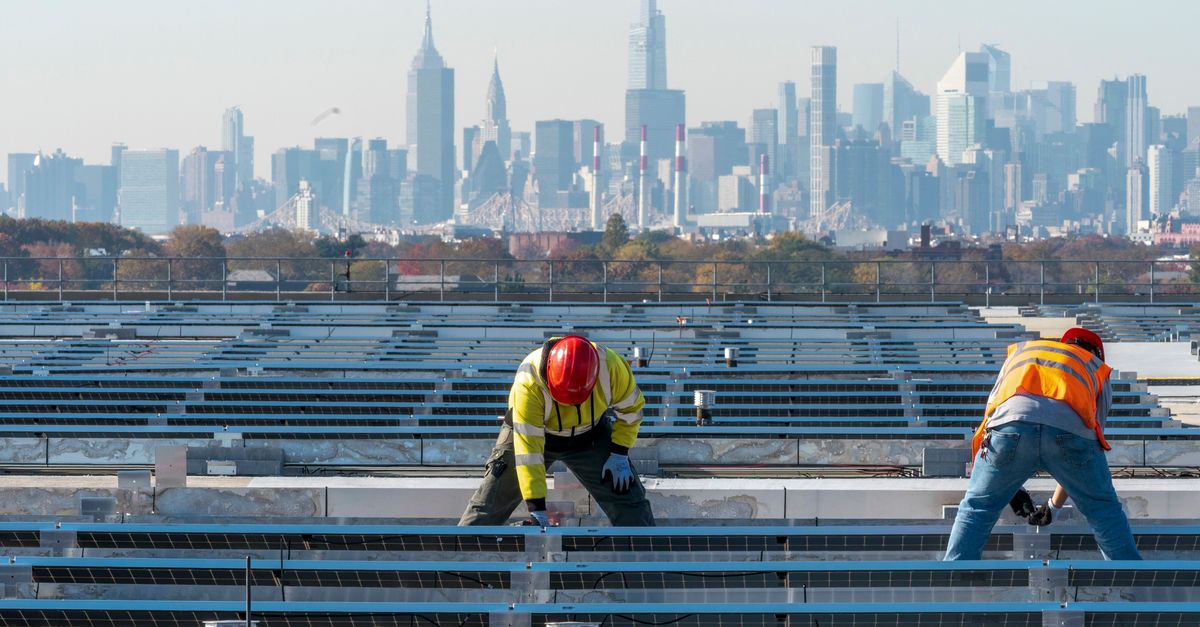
[510,358,548,510]
[606,349,645,453]
[1050,484,1069,508]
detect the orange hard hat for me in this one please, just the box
[1060,327,1104,361]
[544,335,600,405]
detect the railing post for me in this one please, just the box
[1039,261,1045,306]
[1094,261,1100,304]
[929,261,936,303]
[221,261,227,301]
[2,260,7,302]
[548,260,554,302]
[820,263,826,303]
[1150,260,1155,303]
[765,263,772,302]
[875,261,881,303]
[329,261,336,302]
[711,262,717,302]
[245,554,252,627]
[602,261,608,303]
[439,260,445,302]
[275,259,282,302]
[58,259,64,302]
[113,259,119,301]
[383,259,390,301]
[657,263,663,302]
[985,263,991,308]
[166,258,172,302]
[493,260,500,302]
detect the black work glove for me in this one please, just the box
[1028,502,1055,527]
[1008,488,1036,519]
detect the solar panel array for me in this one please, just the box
[1023,303,1200,342]
[0,300,1194,625]
[0,302,1187,472]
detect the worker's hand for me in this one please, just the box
[602,453,634,495]
[526,510,551,527]
[1009,488,1036,519]
[1028,501,1058,527]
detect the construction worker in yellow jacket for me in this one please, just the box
[458,335,656,526]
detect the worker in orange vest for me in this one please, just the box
[944,328,1141,560]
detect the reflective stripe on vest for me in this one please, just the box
[973,340,1112,458]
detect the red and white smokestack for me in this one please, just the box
[638,125,648,229]
[591,125,604,230]
[758,154,771,215]
[673,123,687,229]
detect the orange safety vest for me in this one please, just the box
[972,339,1112,458]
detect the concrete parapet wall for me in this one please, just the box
[0,475,1194,522]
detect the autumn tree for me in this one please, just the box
[225,229,320,280]
[21,241,84,287]
[165,226,226,289]
[601,213,630,253]
[115,248,166,292]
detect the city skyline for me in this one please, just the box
[2,0,1199,184]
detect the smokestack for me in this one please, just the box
[758,154,771,215]
[638,125,648,230]
[673,124,687,230]
[591,125,604,230]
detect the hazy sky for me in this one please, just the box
[2,0,1198,185]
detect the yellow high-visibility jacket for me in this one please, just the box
[510,341,645,502]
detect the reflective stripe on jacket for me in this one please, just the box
[972,339,1113,457]
[510,342,645,501]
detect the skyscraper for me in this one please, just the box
[406,3,455,223]
[271,147,320,210]
[119,149,180,235]
[181,146,224,226]
[22,150,81,222]
[979,45,1011,94]
[628,0,667,90]
[1026,82,1076,138]
[625,1,684,164]
[1126,74,1149,169]
[221,107,254,192]
[533,119,576,209]
[1095,79,1129,166]
[884,71,930,134]
[1147,144,1173,214]
[777,82,799,179]
[852,83,884,134]
[73,164,118,224]
[979,44,1012,117]
[936,52,989,166]
[751,109,779,183]
[480,55,511,164]
[6,153,37,213]
[810,46,837,222]
[1185,107,1195,147]
[1126,161,1148,235]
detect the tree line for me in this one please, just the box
[0,215,1182,297]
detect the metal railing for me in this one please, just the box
[0,256,1193,304]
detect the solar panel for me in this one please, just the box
[72,531,525,553]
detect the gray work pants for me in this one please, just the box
[458,419,656,526]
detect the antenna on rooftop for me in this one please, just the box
[895,18,900,71]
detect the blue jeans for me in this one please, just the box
[944,421,1141,561]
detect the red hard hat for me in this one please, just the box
[544,335,600,405]
[1060,327,1104,361]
